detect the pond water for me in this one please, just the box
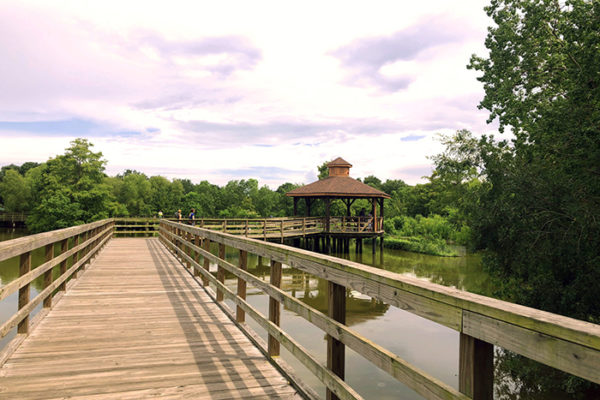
[215,242,490,400]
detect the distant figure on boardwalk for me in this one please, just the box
[177,209,182,221]
[157,210,163,219]
[189,208,195,226]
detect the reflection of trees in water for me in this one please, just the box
[243,258,390,327]
[332,245,492,297]
[494,350,600,400]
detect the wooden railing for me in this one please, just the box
[160,220,600,400]
[0,212,27,223]
[113,218,159,236]
[0,219,114,363]
[113,216,384,240]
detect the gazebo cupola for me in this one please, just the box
[327,157,352,177]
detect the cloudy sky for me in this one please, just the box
[0,0,498,187]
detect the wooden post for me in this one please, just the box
[72,235,80,278]
[263,220,267,241]
[18,251,31,334]
[245,219,249,236]
[280,220,284,243]
[236,250,248,323]
[293,197,298,216]
[302,217,306,237]
[43,243,54,308]
[325,197,331,233]
[268,260,282,357]
[59,239,68,291]
[459,333,494,400]
[217,243,226,302]
[185,231,191,269]
[222,220,227,233]
[194,234,201,277]
[202,239,211,286]
[327,281,346,400]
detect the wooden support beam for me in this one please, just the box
[202,238,211,286]
[327,281,346,400]
[59,239,68,291]
[459,333,494,400]
[293,197,298,216]
[193,234,201,277]
[236,250,248,323]
[72,235,80,278]
[43,243,53,308]
[268,260,282,357]
[217,243,226,301]
[17,251,31,334]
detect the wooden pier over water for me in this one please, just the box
[1,219,599,400]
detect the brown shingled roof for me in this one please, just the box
[327,157,352,167]
[286,176,390,198]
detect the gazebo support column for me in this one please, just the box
[293,198,298,216]
[325,197,331,254]
[380,198,385,251]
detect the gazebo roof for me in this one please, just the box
[286,158,390,199]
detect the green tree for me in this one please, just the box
[467,1,600,396]
[27,139,111,232]
[0,169,31,211]
[317,161,329,180]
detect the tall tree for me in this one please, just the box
[27,139,111,232]
[0,170,31,212]
[467,1,600,396]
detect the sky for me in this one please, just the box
[0,0,499,187]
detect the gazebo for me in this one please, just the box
[286,157,390,252]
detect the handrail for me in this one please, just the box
[160,220,600,400]
[0,219,115,363]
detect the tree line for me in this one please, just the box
[0,138,462,234]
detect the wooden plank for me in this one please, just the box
[0,226,113,302]
[1,238,298,400]
[161,237,363,400]
[0,233,112,339]
[0,219,111,263]
[462,310,600,385]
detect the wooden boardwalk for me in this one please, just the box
[0,238,300,399]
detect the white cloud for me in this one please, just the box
[0,0,495,187]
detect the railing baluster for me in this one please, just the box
[236,250,247,323]
[59,239,68,291]
[217,243,226,301]
[17,251,31,334]
[268,260,282,357]
[43,243,54,308]
[194,234,201,277]
[202,239,211,286]
[72,234,80,278]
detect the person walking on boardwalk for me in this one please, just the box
[189,208,195,226]
[157,210,163,219]
[177,209,182,221]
